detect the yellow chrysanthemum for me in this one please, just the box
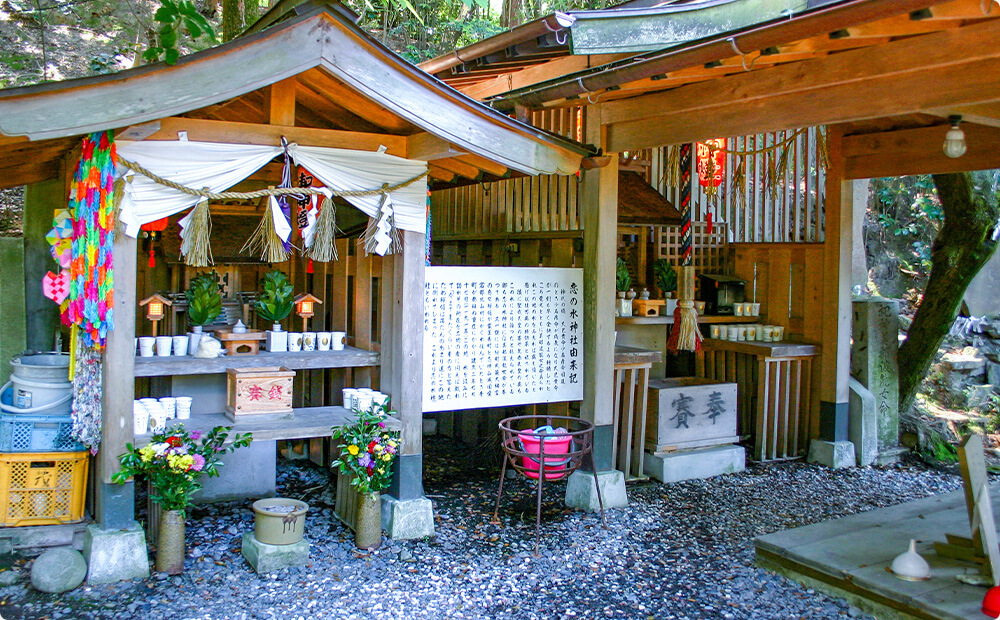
[388,440,398,448]
[382,454,392,461]
[166,453,194,472]
[139,447,154,463]
[347,445,359,456]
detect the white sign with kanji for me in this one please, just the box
[423,267,584,412]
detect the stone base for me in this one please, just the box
[849,377,878,467]
[644,444,745,483]
[82,522,150,585]
[876,446,909,466]
[564,469,627,512]
[241,533,309,574]
[808,440,856,469]
[381,496,434,540]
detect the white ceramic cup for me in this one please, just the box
[762,326,776,342]
[288,333,303,352]
[175,396,193,420]
[737,326,747,341]
[133,403,149,435]
[331,331,346,351]
[155,336,173,357]
[302,332,316,351]
[734,303,745,317]
[317,332,332,351]
[727,326,739,340]
[149,412,167,434]
[746,325,758,341]
[158,397,177,419]
[172,335,188,356]
[373,392,390,408]
[751,303,761,317]
[354,393,374,413]
[773,326,785,341]
[709,325,722,339]
[342,388,357,409]
[694,301,706,314]
[139,337,155,357]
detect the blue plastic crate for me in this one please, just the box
[0,412,84,453]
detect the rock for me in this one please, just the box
[30,547,87,594]
[0,569,20,586]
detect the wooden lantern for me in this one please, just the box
[139,293,173,337]
[294,293,322,332]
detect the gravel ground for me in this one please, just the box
[0,437,963,620]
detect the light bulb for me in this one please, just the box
[943,115,966,159]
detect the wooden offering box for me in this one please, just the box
[632,299,665,317]
[646,377,738,454]
[226,367,295,420]
[216,329,267,356]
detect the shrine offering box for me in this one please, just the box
[645,377,738,454]
[226,367,295,420]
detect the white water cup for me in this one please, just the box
[354,393,374,413]
[694,301,706,314]
[172,335,188,356]
[342,388,357,409]
[155,336,173,357]
[762,326,776,342]
[773,326,785,341]
[751,303,761,317]
[727,326,739,340]
[373,392,390,408]
[734,303,745,317]
[133,402,149,435]
[302,332,316,351]
[737,326,747,341]
[746,325,758,341]
[317,332,332,351]
[139,337,155,357]
[331,331,346,351]
[709,325,722,339]
[159,397,177,419]
[288,333,303,352]
[175,396,193,420]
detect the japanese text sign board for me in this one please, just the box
[423,267,584,412]
[226,366,295,417]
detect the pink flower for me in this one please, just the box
[190,454,205,472]
[378,422,386,429]
[190,430,202,440]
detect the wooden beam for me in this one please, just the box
[269,77,297,126]
[603,18,1000,151]
[146,117,407,155]
[458,54,629,100]
[843,123,1000,178]
[928,102,1000,128]
[432,158,483,181]
[454,153,508,177]
[0,160,60,190]
[406,133,466,161]
[427,165,456,183]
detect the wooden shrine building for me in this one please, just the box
[0,1,593,580]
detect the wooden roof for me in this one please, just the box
[424,0,1000,175]
[617,171,681,225]
[0,3,594,192]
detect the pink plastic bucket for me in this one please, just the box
[518,428,573,480]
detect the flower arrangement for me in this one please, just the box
[112,425,253,512]
[332,402,400,495]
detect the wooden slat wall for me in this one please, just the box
[729,243,825,344]
[530,105,585,141]
[647,127,826,244]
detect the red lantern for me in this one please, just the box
[983,586,1000,618]
[696,139,726,189]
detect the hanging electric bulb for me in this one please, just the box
[943,115,967,159]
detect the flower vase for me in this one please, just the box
[156,509,186,574]
[354,492,382,550]
[266,323,288,353]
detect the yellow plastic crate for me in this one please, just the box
[0,451,88,526]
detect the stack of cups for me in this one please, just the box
[354,389,374,413]
[342,388,358,410]
[141,399,168,433]
[133,401,149,435]
[158,397,177,419]
[175,397,193,420]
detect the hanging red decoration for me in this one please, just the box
[141,217,169,268]
[696,139,726,190]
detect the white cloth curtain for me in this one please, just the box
[116,140,428,238]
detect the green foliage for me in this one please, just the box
[616,257,631,293]
[255,270,294,324]
[186,271,223,327]
[332,401,400,494]
[871,175,943,284]
[143,0,217,65]
[112,424,252,513]
[653,259,677,295]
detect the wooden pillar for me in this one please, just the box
[817,126,852,442]
[581,105,619,471]
[96,229,138,529]
[386,230,425,501]
[23,179,64,351]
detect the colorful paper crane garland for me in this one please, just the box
[68,131,117,351]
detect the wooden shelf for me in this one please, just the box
[614,345,662,366]
[701,338,820,358]
[134,346,379,377]
[616,315,760,325]
[137,406,401,445]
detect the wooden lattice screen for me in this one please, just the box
[653,221,729,277]
[647,127,826,244]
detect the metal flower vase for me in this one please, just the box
[157,509,186,574]
[354,493,382,550]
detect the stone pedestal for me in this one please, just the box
[852,298,901,464]
[848,377,878,467]
[808,439,856,469]
[643,444,745,483]
[241,533,309,574]
[82,522,150,585]
[194,441,276,503]
[564,469,627,512]
[380,496,435,540]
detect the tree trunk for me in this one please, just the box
[222,0,243,42]
[898,172,999,413]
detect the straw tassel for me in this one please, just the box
[180,197,213,267]
[306,195,338,262]
[668,266,702,353]
[242,197,290,264]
